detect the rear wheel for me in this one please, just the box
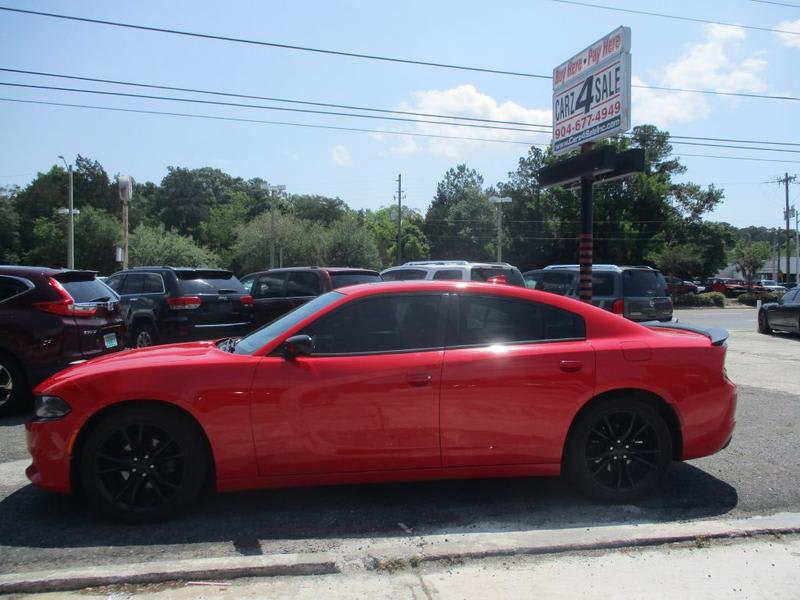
[757,310,771,334]
[78,406,208,522]
[132,322,157,348]
[564,398,672,502]
[0,354,28,417]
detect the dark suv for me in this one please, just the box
[0,266,125,415]
[104,267,254,347]
[240,267,382,326]
[523,264,673,322]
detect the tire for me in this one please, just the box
[78,405,208,522]
[757,310,771,334]
[564,398,672,503]
[131,322,158,348]
[0,353,29,417]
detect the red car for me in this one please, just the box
[26,281,736,521]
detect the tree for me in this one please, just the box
[129,224,220,268]
[364,206,430,268]
[424,164,486,258]
[290,194,350,225]
[0,187,21,264]
[733,241,772,289]
[326,216,381,269]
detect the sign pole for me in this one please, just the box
[579,143,594,302]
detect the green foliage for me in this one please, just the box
[738,292,781,306]
[733,241,772,287]
[364,206,430,268]
[129,224,220,268]
[674,292,725,308]
[326,216,381,269]
[424,164,485,258]
[290,194,350,225]
[0,187,21,264]
[647,243,705,280]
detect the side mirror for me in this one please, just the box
[283,334,314,358]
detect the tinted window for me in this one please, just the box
[240,277,254,293]
[301,294,443,354]
[592,273,615,296]
[254,273,286,299]
[142,273,164,294]
[450,295,584,346]
[470,267,525,286]
[0,277,28,302]
[120,273,145,295]
[62,278,117,302]
[286,272,322,296]
[381,269,428,281]
[105,275,124,292]
[622,270,667,297]
[433,269,463,280]
[235,292,344,355]
[537,271,575,295]
[783,290,798,302]
[330,272,382,288]
[176,271,245,294]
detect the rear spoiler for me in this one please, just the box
[641,321,729,346]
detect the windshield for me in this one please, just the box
[234,291,344,355]
[330,272,382,288]
[622,270,667,297]
[176,270,245,294]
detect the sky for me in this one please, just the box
[0,0,798,229]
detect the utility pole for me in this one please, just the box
[489,196,512,262]
[779,173,797,282]
[395,174,403,265]
[794,205,799,285]
[58,156,75,269]
[262,183,286,269]
[118,175,133,270]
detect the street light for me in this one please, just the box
[57,155,75,269]
[260,183,286,268]
[489,196,512,262]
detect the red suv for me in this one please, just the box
[706,278,747,297]
[0,266,125,416]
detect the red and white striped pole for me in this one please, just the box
[579,142,594,303]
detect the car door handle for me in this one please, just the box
[559,360,583,372]
[406,373,433,387]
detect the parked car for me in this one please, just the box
[104,267,254,348]
[26,280,736,521]
[381,260,525,286]
[665,276,698,295]
[0,266,124,416]
[706,278,747,297]
[523,264,673,322]
[755,280,787,294]
[758,288,800,334]
[240,267,382,326]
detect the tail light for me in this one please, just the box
[612,298,625,314]
[239,294,254,306]
[487,275,508,285]
[166,296,202,310]
[34,277,97,317]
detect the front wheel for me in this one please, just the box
[564,398,672,503]
[0,354,28,417]
[757,310,771,334]
[78,406,208,522]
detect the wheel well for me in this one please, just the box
[563,389,683,462]
[70,400,216,494]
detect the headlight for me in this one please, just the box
[34,395,71,419]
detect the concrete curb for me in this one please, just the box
[2,513,798,594]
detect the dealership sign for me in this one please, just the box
[552,27,631,155]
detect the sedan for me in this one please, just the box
[26,281,737,521]
[758,288,800,334]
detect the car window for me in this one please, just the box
[592,273,615,296]
[105,275,124,293]
[622,270,667,298]
[176,271,245,294]
[61,278,117,302]
[286,271,322,296]
[300,294,444,354]
[470,267,525,286]
[450,295,585,347]
[433,269,463,280]
[539,271,575,295]
[234,291,344,355]
[254,273,287,299]
[0,276,28,302]
[240,277,254,293]
[142,273,164,294]
[120,273,145,295]
[783,290,798,302]
[330,272,382,288]
[381,269,428,281]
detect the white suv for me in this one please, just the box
[381,261,526,286]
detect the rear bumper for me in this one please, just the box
[680,379,737,460]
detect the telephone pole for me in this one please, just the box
[394,174,403,265]
[779,173,797,282]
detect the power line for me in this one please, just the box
[749,0,800,8]
[549,0,800,36]
[0,5,797,102]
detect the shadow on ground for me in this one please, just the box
[0,462,736,559]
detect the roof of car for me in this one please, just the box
[542,264,658,272]
[244,267,380,276]
[0,265,94,277]
[386,261,516,270]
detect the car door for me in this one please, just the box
[250,272,289,325]
[249,292,447,476]
[771,290,798,329]
[440,293,595,467]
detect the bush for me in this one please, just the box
[674,292,725,308]
[737,292,780,306]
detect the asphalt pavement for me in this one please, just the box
[0,306,798,593]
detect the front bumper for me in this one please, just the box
[25,416,75,494]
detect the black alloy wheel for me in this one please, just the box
[0,355,27,417]
[80,406,207,521]
[132,322,157,348]
[757,310,771,334]
[565,398,672,502]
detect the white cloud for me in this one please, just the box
[331,144,353,166]
[633,23,768,128]
[381,84,551,158]
[775,19,800,48]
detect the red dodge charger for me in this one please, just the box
[26,281,736,521]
